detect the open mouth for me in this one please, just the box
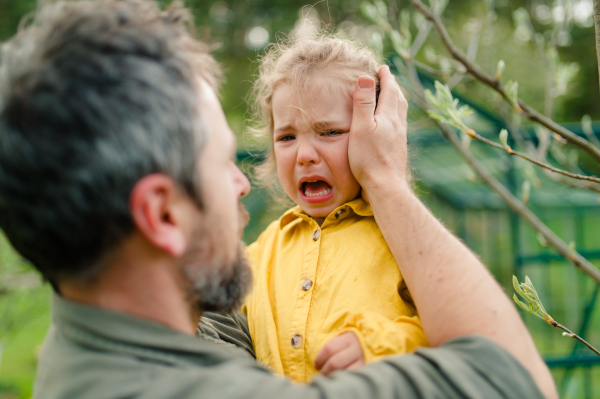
[301,180,332,198]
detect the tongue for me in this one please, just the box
[304,181,331,194]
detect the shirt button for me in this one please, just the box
[291,334,303,348]
[312,229,320,241]
[335,209,346,219]
[301,278,313,291]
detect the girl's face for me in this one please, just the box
[272,80,361,221]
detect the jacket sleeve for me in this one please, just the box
[139,336,545,399]
[339,311,428,363]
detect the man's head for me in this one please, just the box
[0,0,251,312]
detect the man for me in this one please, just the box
[0,1,557,398]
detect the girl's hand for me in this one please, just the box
[314,332,365,376]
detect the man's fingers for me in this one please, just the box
[319,347,361,376]
[350,75,377,134]
[374,65,406,119]
[314,335,352,370]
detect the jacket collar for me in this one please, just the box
[51,293,251,366]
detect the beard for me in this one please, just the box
[178,202,252,313]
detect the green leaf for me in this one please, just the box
[457,108,473,119]
[569,241,577,260]
[512,275,526,299]
[426,110,442,121]
[499,129,509,148]
[581,114,593,136]
[424,89,440,109]
[513,294,531,312]
[429,0,449,14]
[369,32,383,54]
[505,81,521,112]
[360,2,380,25]
[512,275,553,322]
[374,0,388,19]
[496,60,505,80]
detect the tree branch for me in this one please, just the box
[463,128,600,184]
[497,108,600,193]
[440,122,600,285]
[550,320,600,357]
[404,83,600,285]
[409,0,600,164]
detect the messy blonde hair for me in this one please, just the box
[248,33,382,201]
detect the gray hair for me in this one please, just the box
[0,0,222,283]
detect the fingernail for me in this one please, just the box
[359,77,374,90]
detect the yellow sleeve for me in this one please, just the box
[339,311,429,363]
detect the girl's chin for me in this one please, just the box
[301,203,339,219]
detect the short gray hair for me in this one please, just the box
[0,0,222,283]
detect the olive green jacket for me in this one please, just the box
[34,294,544,399]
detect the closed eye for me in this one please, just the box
[321,130,344,137]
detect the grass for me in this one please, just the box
[0,287,51,399]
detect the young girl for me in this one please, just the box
[242,34,427,383]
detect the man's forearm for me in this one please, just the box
[348,67,556,398]
[367,180,556,398]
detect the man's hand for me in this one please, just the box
[348,65,409,195]
[314,332,365,376]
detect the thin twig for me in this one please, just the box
[408,0,600,164]
[463,128,600,184]
[402,78,600,285]
[496,107,600,192]
[410,58,451,76]
[550,320,600,356]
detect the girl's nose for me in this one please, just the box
[296,138,319,166]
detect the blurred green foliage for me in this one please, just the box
[2,0,600,398]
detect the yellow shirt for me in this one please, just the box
[244,198,428,383]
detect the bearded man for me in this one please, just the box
[0,1,556,398]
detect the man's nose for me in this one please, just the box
[233,164,251,199]
[297,138,319,166]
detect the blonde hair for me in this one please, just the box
[248,33,382,201]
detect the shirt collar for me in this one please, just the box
[279,197,373,229]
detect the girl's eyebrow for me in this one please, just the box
[274,124,294,133]
[274,121,348,134]
[311,121,347,132]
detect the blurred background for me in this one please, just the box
[1,0,600,398]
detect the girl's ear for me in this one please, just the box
[129,174,188,257]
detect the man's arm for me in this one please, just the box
[141,336,544,399]
[346,67,557,399]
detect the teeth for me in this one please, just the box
[304,187,331,197]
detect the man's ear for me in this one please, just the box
[129,174,189,257]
